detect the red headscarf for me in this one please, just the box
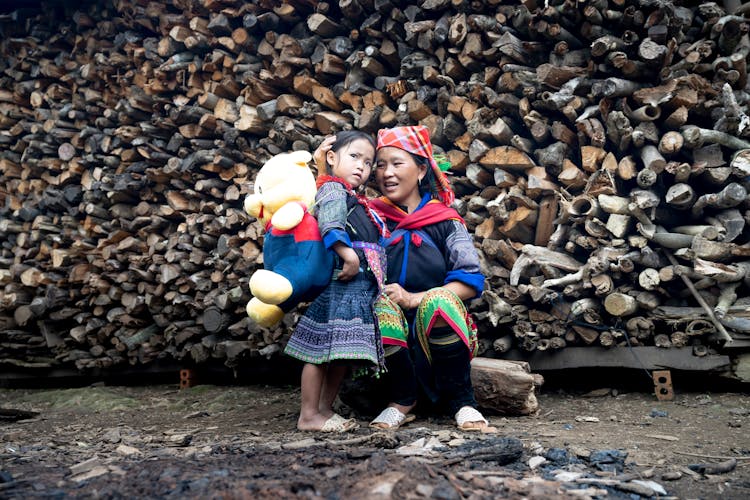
[376,126,455,206]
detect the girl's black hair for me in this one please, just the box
[330,130,376,153]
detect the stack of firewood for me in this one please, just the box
[1,0,749,372]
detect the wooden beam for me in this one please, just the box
[498,347,731,371]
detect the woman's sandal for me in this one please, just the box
[455,406,496,433]
[369,407,416,430]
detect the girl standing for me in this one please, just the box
[284,131,386,432]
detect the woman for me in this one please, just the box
[315,126,495,432]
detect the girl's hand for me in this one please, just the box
[336,246,360,281]
[313,135,337,171]
[384,283,421,310]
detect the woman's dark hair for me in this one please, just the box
[325,131,376,173]
[413,154,436,197]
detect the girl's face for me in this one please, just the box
[375,146,426,212]
[326,138,374,189]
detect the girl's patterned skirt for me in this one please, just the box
[284,273,381,367]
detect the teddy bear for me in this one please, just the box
[243,150,334,327]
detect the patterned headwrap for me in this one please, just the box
[376,125,455,206]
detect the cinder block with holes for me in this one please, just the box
[179,369,196,389]
[652,369,674,401]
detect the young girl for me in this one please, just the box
[284,131,386,432]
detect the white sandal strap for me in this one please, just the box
[455,406,488,426]
[371,407,406,427]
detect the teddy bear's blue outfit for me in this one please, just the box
[263,206,334,312]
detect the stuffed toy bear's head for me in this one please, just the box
[244,150,316,226]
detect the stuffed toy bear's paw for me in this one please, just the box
[271,202,305,230]
[249,269,293,305]
[246,298,284,328]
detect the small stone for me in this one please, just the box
[416,483,434,497]
[528,456,547,469]
[554,471,583,482]
[325,467,341,479]
[102,428,121,444]
[650,409,668,418]
[575,416,600,423]
[661,471,683,481]
[115,444,141,456]
[728,421,742,428]
[431,484,461,500]
[528,441,544,455]
[570,446,590,459]
[545,448,570,465]
[434,430,452,441]
[166,434,192,447]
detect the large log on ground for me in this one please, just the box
[470,358,543,416]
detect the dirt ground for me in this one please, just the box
[1,374,749,499]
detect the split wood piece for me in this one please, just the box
[509,245,585,286]
[479,146,536,170]
[470,357,542,416]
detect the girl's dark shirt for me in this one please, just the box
[344,194,381,265]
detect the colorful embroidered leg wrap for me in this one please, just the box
[415,288,478,363]
[375,294,409,348]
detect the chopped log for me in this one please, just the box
[470,357,542,416]
[604,292,638,317]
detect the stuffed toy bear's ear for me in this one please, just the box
[289,150,313,167]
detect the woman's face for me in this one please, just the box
[375,146,426,211]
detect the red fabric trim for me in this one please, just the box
[370,197,464,230]
[315,174,352,191]
[269,211,323,242]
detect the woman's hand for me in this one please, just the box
[313,135,337,171]
[384,283,422,310]
[336,246,360,281]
